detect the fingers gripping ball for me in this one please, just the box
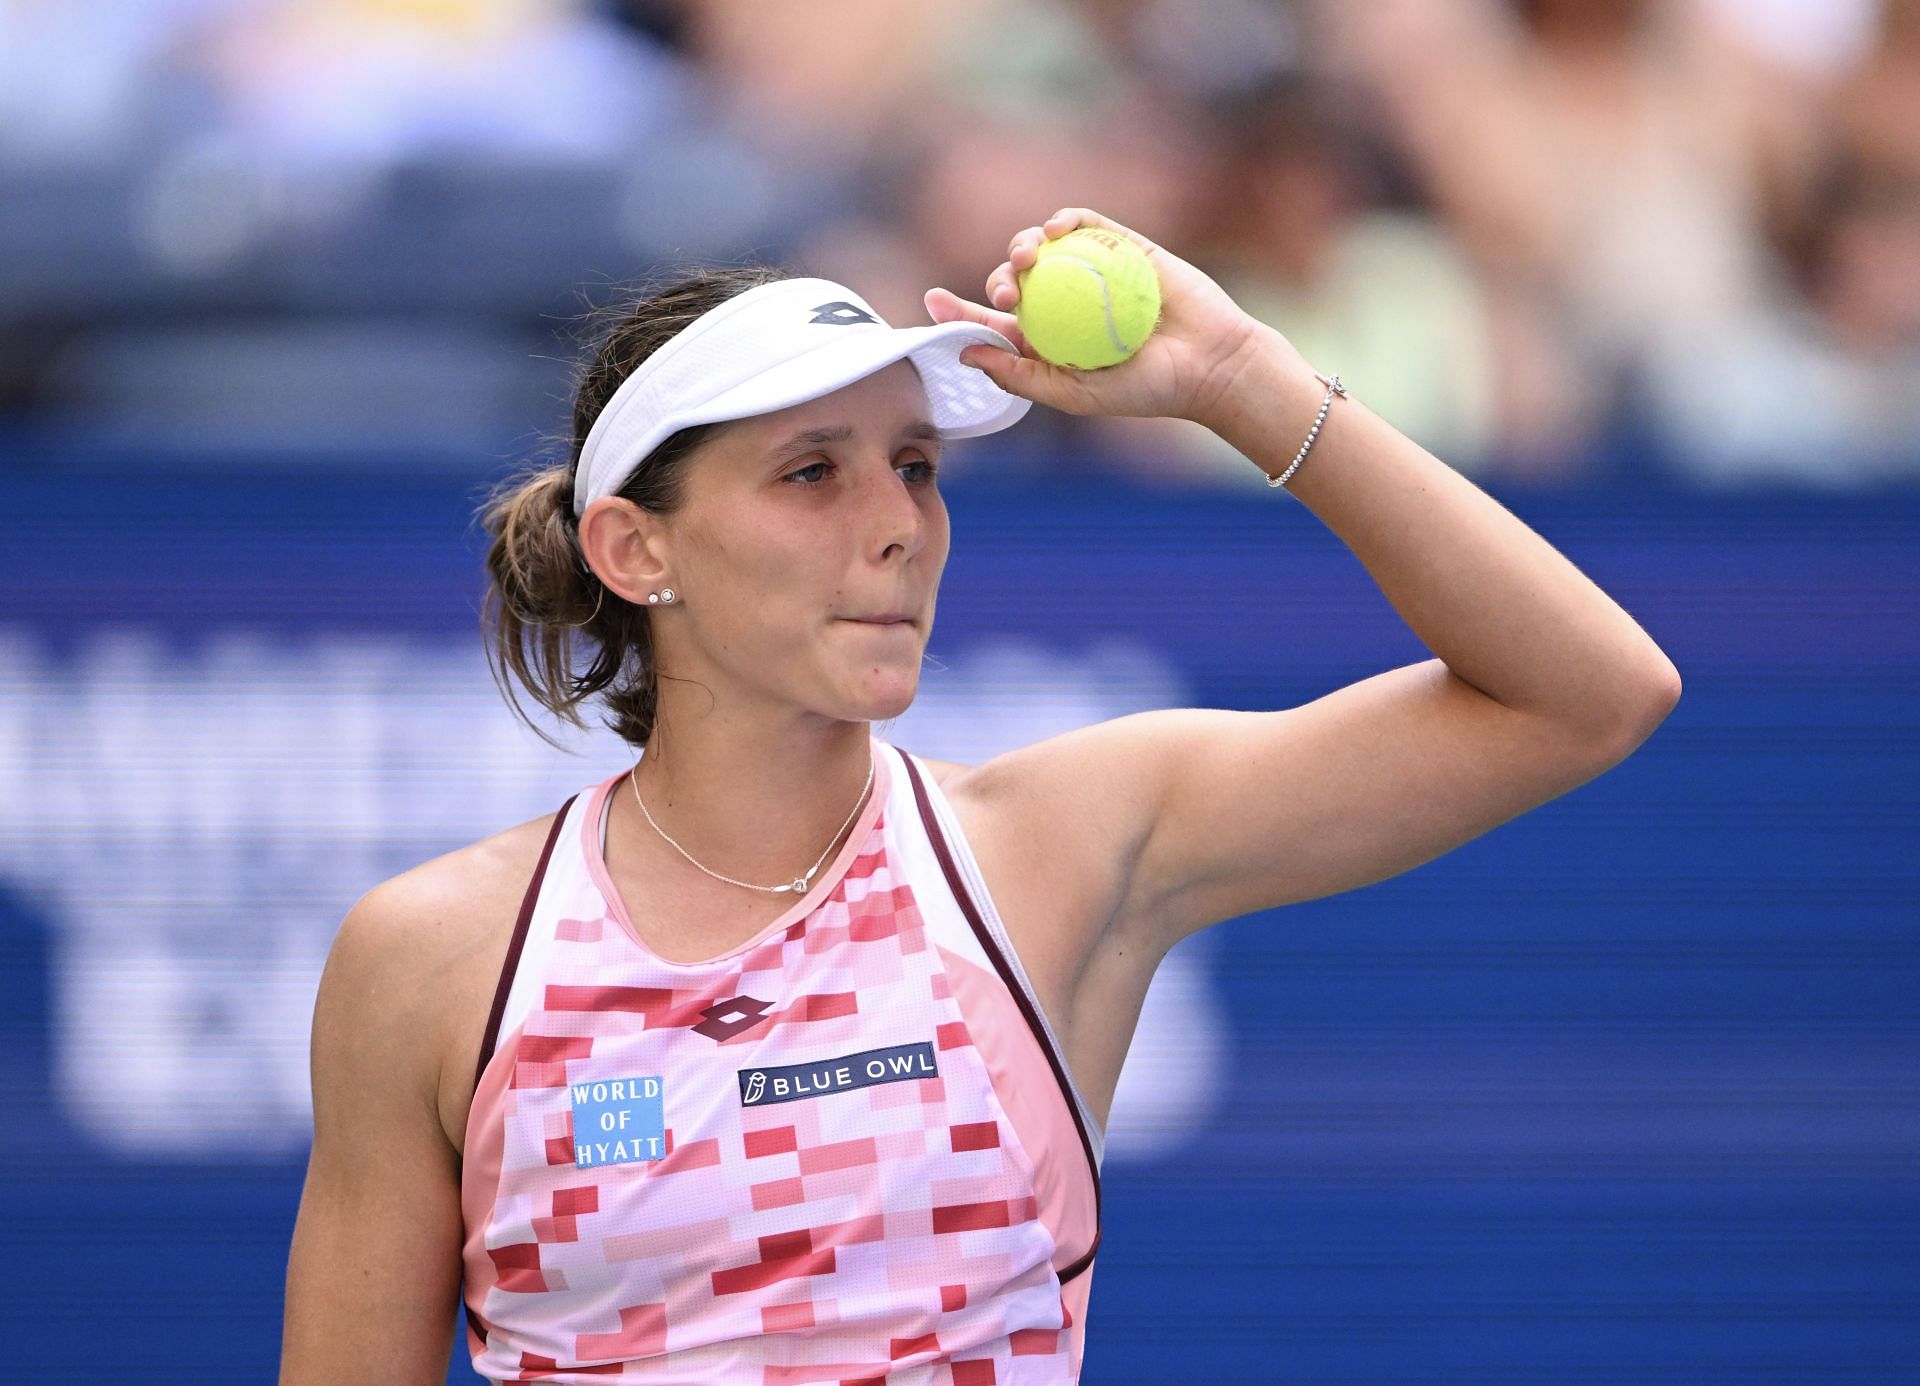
[1014,227,1163,370]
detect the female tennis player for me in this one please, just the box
[281,207,1680,1384]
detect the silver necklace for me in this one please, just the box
[628,753,874,895]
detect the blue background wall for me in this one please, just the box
[1,453,1914,1382]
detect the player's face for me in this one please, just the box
[664,359,951,728]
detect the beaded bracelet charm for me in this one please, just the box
[1266,372,1347,489]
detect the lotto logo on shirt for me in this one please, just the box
[568,1076,667,1168]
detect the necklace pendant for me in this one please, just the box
[790,877,809,894]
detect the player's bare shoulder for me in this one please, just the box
[326,809,565,1153]
[940,723,1155,892]
[914,727,1156,1014]
[917,756,971,792]
[353,812,557,990]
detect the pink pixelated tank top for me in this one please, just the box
[459,737,1104,1383]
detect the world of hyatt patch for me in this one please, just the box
[738,1041,939,1107]
[569,1075,666,1168]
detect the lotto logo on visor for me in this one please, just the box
[738,1042,939,1107]
[808,300,878,326]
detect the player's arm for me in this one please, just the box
[280,880,466,1385]
[1102,657,1676,952]
[1094,300,1682,953]
[974,653,1676,975]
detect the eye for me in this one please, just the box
[781,453,939,486]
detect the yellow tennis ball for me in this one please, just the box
[1014,226,1162,370]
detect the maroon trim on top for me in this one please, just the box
[464,792,577,1349]
[897,751,1102,1284]
[471,793,578,1102]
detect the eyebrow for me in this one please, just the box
[767,419,943,460]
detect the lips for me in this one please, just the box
[845,613,914,625]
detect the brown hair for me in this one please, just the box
[479,263,793,751]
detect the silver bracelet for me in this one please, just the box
[1266,372,1348,489]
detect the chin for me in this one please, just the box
[850,672,921,720]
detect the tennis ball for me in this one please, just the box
[1014,227,1162,370]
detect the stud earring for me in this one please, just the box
[648,588,676,605]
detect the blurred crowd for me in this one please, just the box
[2,0,1916,489]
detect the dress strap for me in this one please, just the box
[893,748,1103,1282]
[470,792,578,1099]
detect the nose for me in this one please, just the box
[865,459,930,564]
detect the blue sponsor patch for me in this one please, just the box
[738,1041,939,1107]
[568,1075,666,1168]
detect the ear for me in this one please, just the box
[577,496,670,607]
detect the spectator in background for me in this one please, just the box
[1174,80,1510,484]
[779,0,1566,488]
[1641,0,1920,485]
[781,0,1506,488]
[1048,0,1517,483]
[1314,0,1845,481]
[4,0,1906,489]
[1830,0,1920,183]
[658,0,970,178]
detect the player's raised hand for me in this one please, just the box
[924,207,1267,424]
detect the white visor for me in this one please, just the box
[572,276,1032,517]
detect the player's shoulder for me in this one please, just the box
[302,808,574,1174]
[906,717,1162,842]
[914,755,972,791]
[936,713,1168,819]
[930,716,1172,908]
[329,807,566,994]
